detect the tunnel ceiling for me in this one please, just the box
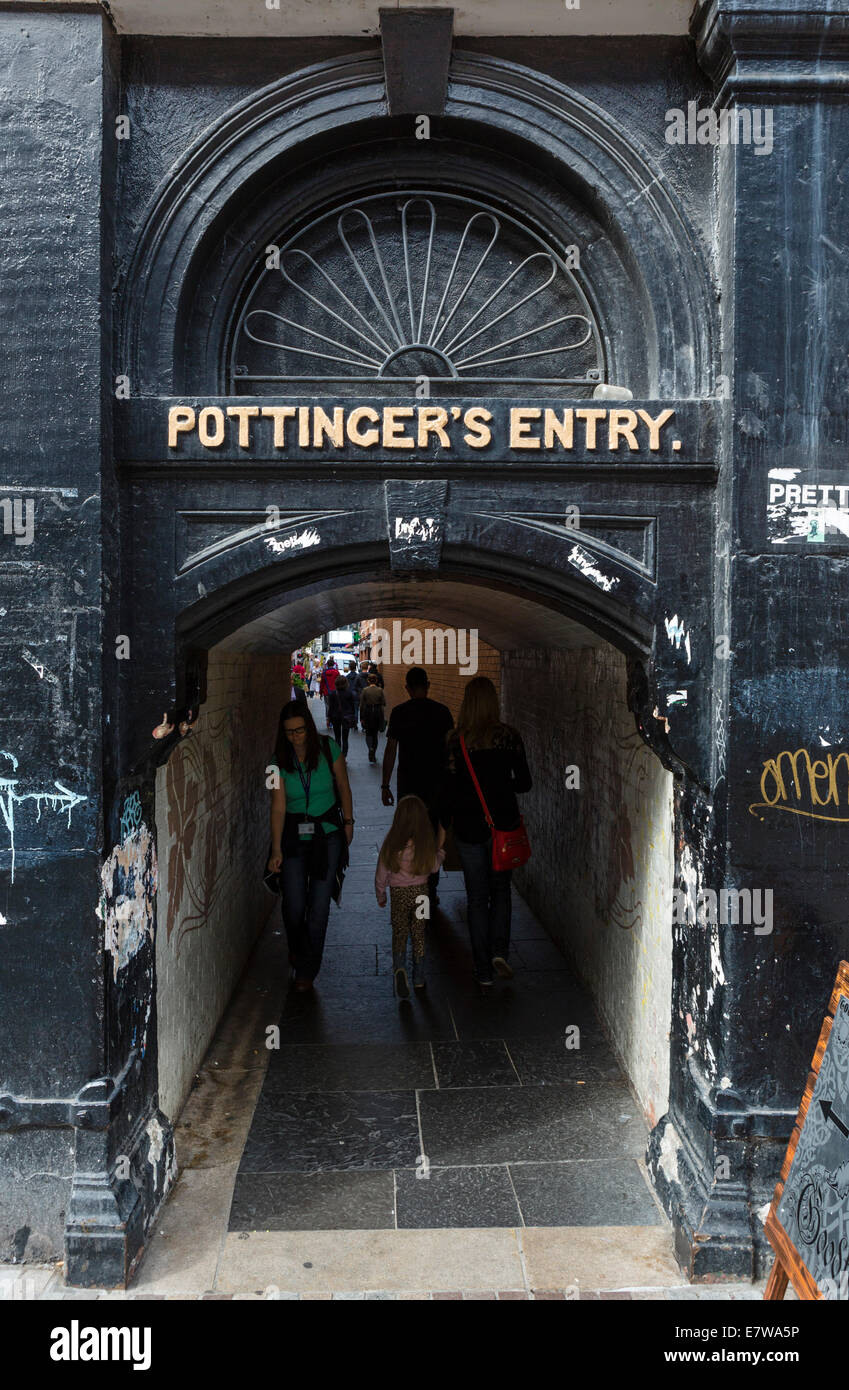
[211,577,607,655]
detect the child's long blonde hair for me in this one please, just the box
[379,795,437,876]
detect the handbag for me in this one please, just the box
[458,735,531,872]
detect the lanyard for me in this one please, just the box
[293,756,311,810]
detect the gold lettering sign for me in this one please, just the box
[166,403,682,454]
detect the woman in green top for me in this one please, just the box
[267,701,354,990]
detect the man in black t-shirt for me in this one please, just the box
[381,667,453,906]
[381,667,454,809]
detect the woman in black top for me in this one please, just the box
[437,676,532,988]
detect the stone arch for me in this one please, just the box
[134,501,701,788]
[119,51,716,398]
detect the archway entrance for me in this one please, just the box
[93,47,725,1289]
[134,569,678,1293]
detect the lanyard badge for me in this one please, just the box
[295,757,315,838]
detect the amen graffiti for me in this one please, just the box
[749,748,849,824]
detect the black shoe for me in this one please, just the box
[394,968,410,999]
[476,980,493,996]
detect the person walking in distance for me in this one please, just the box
[319,657,338,729]
[334,675,357,755]
[266,701,354,991]
[438,676,532,991]
[359,672,386,762]
[382,666,453,907]
[308,655,321,699]
[376,796,445,997]
[357,659,371,725]
[345,661,365,729]
[326,680,343,747]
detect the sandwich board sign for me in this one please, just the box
[764,961,849,1300]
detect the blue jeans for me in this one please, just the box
[455,835,512,983]
[279,830,345,982]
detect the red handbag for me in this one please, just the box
[459,736,531,872]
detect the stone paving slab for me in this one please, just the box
[215,1228,526,1293]
[0,1259,783,1300]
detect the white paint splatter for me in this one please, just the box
[709,923,726,989]
[667,689,688,708]
[567,544,618,592]
[664,614,691,663]
[266,526,321,554]
[767,468,801,481]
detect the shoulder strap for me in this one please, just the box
[459,735,494,828]
[320,736,343,809]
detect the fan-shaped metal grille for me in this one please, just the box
[229,192,604,393]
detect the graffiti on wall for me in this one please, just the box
[0,750,87,882]
[162,701,264,956]
[749,747,849,823]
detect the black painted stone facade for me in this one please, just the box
[1,0,848,1286]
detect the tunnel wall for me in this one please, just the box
[154,649,289,1123]
[360,617,501,721]
[501,644,675,1126]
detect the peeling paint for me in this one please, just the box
[658,1122,681,1185]
[145,1114,177,1194]
[146,1115,165,1166]
[98,822,158,982]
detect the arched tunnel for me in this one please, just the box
[145,569,675,1261]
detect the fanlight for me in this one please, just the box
[230,193,603,391]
